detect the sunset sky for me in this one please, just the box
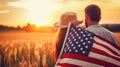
[0,0,120,27]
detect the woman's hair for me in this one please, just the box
[55,28,67,60]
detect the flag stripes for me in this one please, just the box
[55,23,120,67]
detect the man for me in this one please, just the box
[84,4,118,45]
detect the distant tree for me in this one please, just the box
[16,25,21,30]
[23,22,38,32]
[0,25,17,31]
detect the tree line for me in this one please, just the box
[0,23,57,32]
[0,23,120,32]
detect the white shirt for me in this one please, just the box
[86,25,118,45]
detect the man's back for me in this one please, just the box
[86,25,118,45]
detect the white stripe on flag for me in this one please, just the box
[89,52,120,66]
[55,66,61,67]
[94,37,120,55]
[93,43,120,58]
[57,58,104,67]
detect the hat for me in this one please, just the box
[54,12,83,28]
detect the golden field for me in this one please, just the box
[0,32,120,67]
[0,32,56,67]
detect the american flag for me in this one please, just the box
[55,23,120,67]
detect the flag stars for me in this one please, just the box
[74,39,76,41]
[83,34,86,37]
[71,44,74,47]
[75,50,78,53]
[68,47,70,50]
[81,31,84,34]
[78,28,81,31]
[80,47,83,51]
[68,37,70,40]
[64,49,67,53]
[72,36,75,39]
[85,30,88,33]
[78,36,81,39]
[88,41,91,43]
[85,38,88,40]
[70,41,72,44]
[77,34,79,36]
[75,31,77,34]
[90,37,93,39]
[62,24,94,56]
[66,43,68,45]
[66,44,69,48]
[85,45,88,48]
[71,34,73,37]
[88,34,90,36]
[88,33,92,36]
[69,49,71,52]
[68,39,71,42]
[66,45,69,48]
[73,47,76,49]
[78,44,81,47]
[71,28,73,30]
[81,39,84,42]
[76,41,79,44]
[73,29,75,32]
[83,42,86,45]
[82,51,86,54]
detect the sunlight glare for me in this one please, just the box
[0,10,10,14]
[26,0,58,26]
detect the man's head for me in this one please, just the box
[85,4,101,27]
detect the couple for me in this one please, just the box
[54,4,118,60]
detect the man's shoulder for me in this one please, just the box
[85,25,103,32]
[86,25,114,35]
[86,25,111,32]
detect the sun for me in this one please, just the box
[9,0,62,27]
[25,0,56,26]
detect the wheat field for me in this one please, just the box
[0,32,120,67]
[0,32,56,67]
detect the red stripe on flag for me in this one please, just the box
[60,53,119,67]
[94,40,120,56]
[95,35,120,50]
[91,47,120,61]
[58,63,82,67]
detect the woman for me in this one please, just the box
[55,28,67,60]
[54,12,83,60]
